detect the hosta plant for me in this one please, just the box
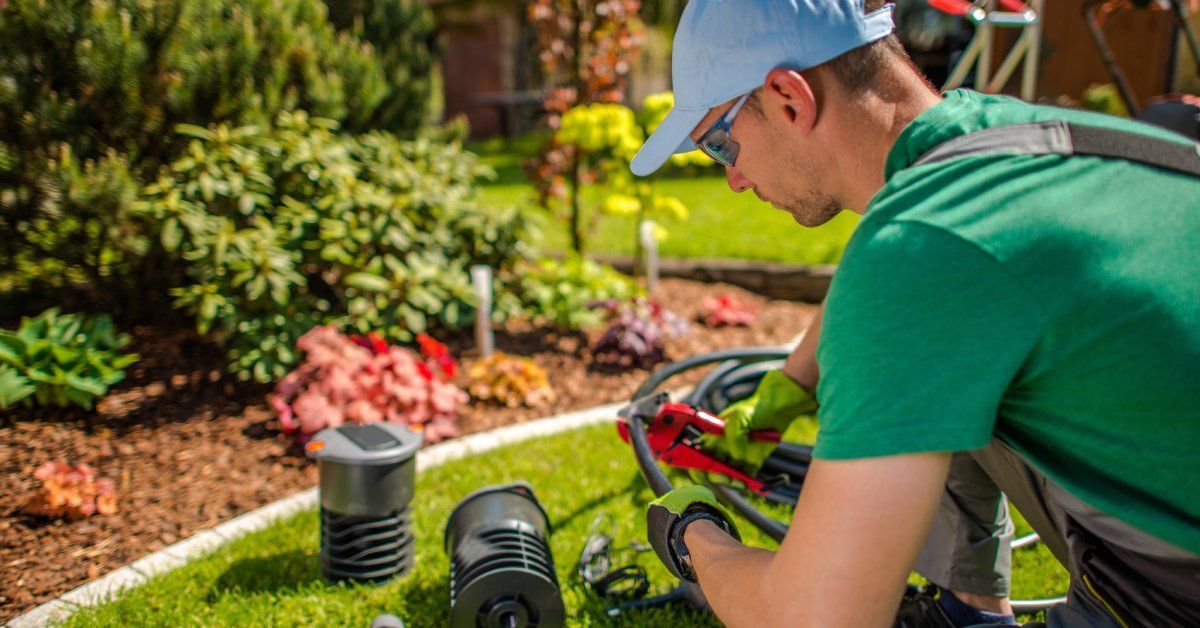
[699,295,758,328]
[23,462,118,521]
[0,308,139,410]
[269,327,465,444]
[467,353,556,409]
[591,299,690,368]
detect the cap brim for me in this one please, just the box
[630,107,708,176]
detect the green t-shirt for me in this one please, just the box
[814,89,1200,554]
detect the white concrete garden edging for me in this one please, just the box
[7,398,639,628]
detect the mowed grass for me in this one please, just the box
[471,143,858,265]
[65,421,1067,627]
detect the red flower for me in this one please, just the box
[415,361,435,382]
[700,295,757,328]
[368,332,387,354]
[417,333,458,379]
[416,333,446,358]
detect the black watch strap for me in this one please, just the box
[669,508,737,582]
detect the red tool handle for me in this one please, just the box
[929,0,974,16]
[929,0,1029,16]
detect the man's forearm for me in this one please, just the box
[782,302,824,391]
[682,454,952,628]
[684,520,781,627]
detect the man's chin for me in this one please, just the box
[773,202,834,228]
[789,211,829,228]
[762,191,840,227]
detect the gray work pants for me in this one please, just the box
[914,438,1200,627]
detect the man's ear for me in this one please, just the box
[764,68,818,135]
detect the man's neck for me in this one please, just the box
[832,76,942,213]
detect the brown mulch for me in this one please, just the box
[0,278,815,621]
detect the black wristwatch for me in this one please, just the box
[668,507,740,582]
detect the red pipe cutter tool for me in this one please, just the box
[616,392,788,497]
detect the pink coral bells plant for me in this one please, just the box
[699,294,758,328]
[23,461,118,521]
[351,332,389,356]
[270,326,466,445]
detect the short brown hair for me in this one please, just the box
[820,0,908,94]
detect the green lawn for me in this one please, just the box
[471,141,858,265]
[64,421,1067,627]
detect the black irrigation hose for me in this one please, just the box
[629,411,674,498]
[626,347,1065,612]
[711,483,789,542]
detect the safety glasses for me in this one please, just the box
[697,92,753,167]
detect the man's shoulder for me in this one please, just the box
[883,89,1190,180]
[930,89,1186,148]
[863,97,1198,265]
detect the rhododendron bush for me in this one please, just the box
[23,461,118,521]
[270,327,466,444]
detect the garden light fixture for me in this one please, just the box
[307,423,422,584]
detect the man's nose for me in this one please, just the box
[725,165,753,193]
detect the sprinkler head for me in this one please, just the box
[444,483,565,628]
[369,614,405,628]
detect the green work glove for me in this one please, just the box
[701,369,818,472]
[646,485,740,582]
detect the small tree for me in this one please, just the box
[525,0,645,254]
[554,93,711,273]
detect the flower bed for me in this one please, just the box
[0,278,816,622]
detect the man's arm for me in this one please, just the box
[782,302,823,391]
[685,451,952,627]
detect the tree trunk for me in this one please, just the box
[568,0,588,254]
[633,204,646,277]
[569,149,585,254]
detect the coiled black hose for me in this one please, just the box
[625,346,1064,613]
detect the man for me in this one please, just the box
[630,1,1200,626]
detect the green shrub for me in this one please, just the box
[505,257,641,330]
[323,0,438,132]
[0,308,139,410]
[1,146,149,302]
[0,0,434,305]
[0,0,400,164]
[138,113,531,382]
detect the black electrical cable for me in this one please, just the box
[710,483,788,542]
[625,347,1065,612]
[576,514,651,601]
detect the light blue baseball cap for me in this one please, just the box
[630,0,896,176]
